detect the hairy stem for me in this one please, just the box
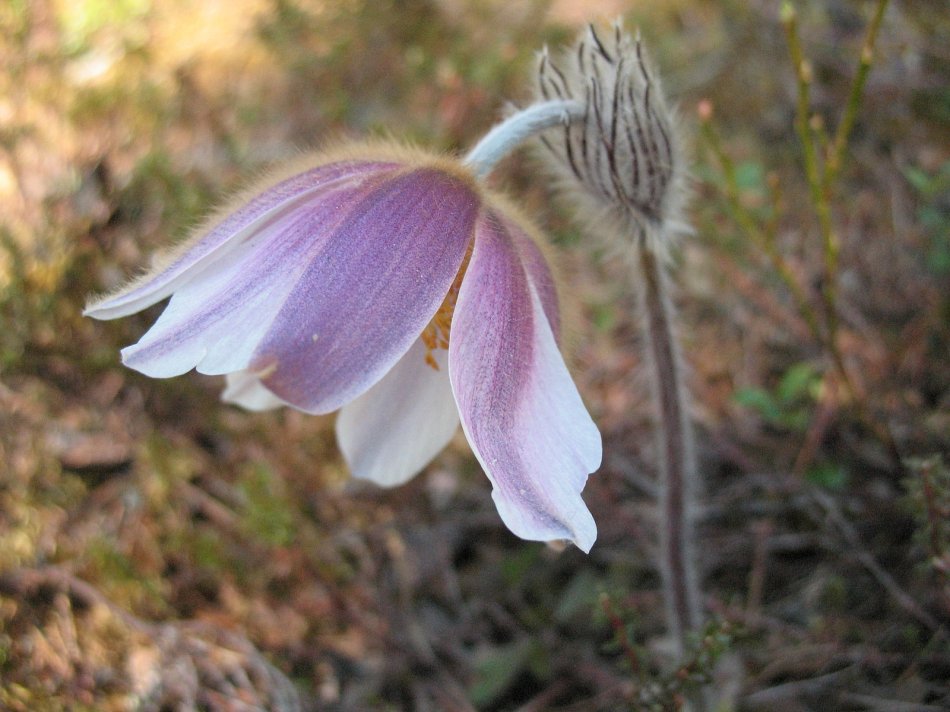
[636,241,701,655]
[463,99,584,179]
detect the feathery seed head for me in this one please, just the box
[537,23,688,245]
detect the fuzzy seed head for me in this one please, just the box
[537,24,688,245]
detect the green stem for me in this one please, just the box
[826,0,890,185]
[782,3,840,343]
[781,0,901,467]
[700,121,824,343]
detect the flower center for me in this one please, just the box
[420,240,474,370]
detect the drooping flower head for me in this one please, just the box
[536,23,689,247]
[86,142,601,552]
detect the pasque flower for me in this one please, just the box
[86,142,601,551]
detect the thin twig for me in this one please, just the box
[826,0,891,183]
[810,488,946,636]
[837,693,948,712]
[791,376,838,476]
[783,1,902,463]
[745,519,773,616]
[699,118,823,343]
[0,565,153,633]
[743,667,855,710]
[600,593,642,676]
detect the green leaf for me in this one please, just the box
[468,640,533,707]
[777,408,811,432]
[500,544,541,587]
[590,303,616,332]
[806,462,848,490]
[554,571,600,624]
[777,362,819,403]
[734,387,781,423]
[238,464,295,547]
[735,160,765,192]
[904,166,933,194]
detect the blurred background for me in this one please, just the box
[1,0,948,709]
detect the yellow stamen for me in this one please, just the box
[421,240,474,370]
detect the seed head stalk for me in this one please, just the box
[637,240,701,652]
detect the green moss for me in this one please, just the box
[238,463,296,548]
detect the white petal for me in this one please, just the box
[85,161,394,320]
[121,165,479,419]
[119,174,375,379]
[221,371,287,412]
[336,340,459,488]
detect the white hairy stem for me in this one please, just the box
[464,100,585,179]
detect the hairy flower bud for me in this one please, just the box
[537,24,687,242]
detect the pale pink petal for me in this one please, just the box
[336,340,459,487]
[119,168,398,378]
[449,209,601,552]
[251,167,479,414]
[221,371,287,412]
[509,226,560,340]
[118,165,479,415]
[85,160,397,320]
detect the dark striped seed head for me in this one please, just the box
[538,24,686,240]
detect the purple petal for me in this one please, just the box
[85,159,399,320]
[449,209,601,552]
[509,222,560,340]
[252,167,479,414]
[336,340,459,487]
[115,165,479,413]
[118,167,400,378]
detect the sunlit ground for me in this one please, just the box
[1,0,948,709]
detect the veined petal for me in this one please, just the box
[85,160,398,320]
[449,209,601,552]
[222,371,287,411]
[336,340,459,487]
[508,218,560,341]
[252,167,479,414]
[119,168,399,378]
